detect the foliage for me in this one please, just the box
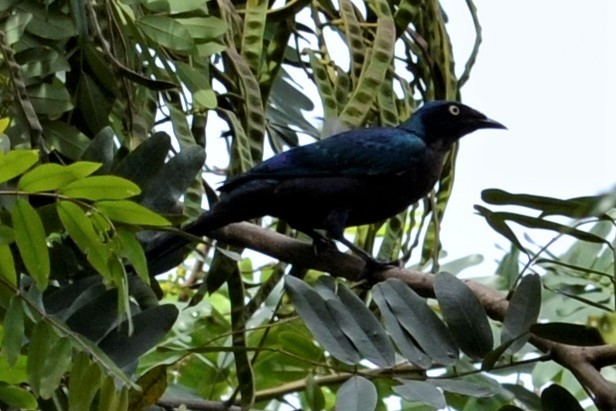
[0,0,613,410]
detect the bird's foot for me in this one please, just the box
[360,256,401,284]
[363,256,401,271]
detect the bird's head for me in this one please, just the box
[399,101,506,151]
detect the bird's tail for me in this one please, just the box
[144,179,275,276]
[144,207,241,276]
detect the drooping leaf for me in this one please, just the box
[26,322,59,398]
[284,276,360,365]
[2,296,24,366]
[116,228,149,284]
[335,376,377,411]
[68,351,103,411]
[393,380,446,409]
[434,272,493,359]
[474,205,526,253]
[112,131,171,190]
[12,198,50,289]
[482,189,607,219]
[501,274,541,353]
[372,284,432,369]
[98,305,179,368]
[42,120,91,160]
[139,145,205,213]
[81,127,117,173]
[57,201,111,278]
[373,278,458,365]
[128,365,168,411]
[65,289,119,342]
[336,281,396,366]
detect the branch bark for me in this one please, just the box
[206,222,616,410]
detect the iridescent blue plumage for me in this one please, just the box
[146,100,505,273]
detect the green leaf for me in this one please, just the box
[97,376,124,411]
[0,149,38,185]
[175,17,227,40]
[59,176,141,200]
[136,16,194,52]
[530,322,604,346]
[474,205,526,253]
[2,12,32,45]
[42,120,91,160]
[0,382,37,409]
[65,289,119,343]
[18,162,101,192]
[28,82,74,115]
[21,2,76,39]
[373,278,458,365]
[12,198,50,289]
[430,377,499,398]
[95,200,170,226]
[27,321,54,397]
[98,305,179,368]
[17,47,71,79]
[502,383,541,410]
[112,131,170,190]
[335,376,377,411]
[332,281,395,367]
[284,276,360,365]
[68,351,103,411]
[2,297,24,367]
[139,145,205,213]
[38,336,72,399]
[116,228,149,284]
[57,201,111,278]
[77,74,112,135]
[434,272,493,359]
[167,0,207,14]
[0,244,16,287]
[128,365,168,411]
[81,127,117,173]
[501,274,541,353]
[541,384,583,411]
[372,284,432,368]
[482,189,605,219]
[304,373,325,411]
[393,380,446,409]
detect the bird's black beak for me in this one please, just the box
[478,117,507,130]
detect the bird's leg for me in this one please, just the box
[324,210,399,271]
[299,227,339,255]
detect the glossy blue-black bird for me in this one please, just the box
[146,100,505,273]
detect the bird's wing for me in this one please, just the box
[221,127,427,191]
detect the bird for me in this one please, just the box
[144,100,506,274]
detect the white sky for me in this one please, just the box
[437,0,616,274]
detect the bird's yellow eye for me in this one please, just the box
[449,105,460,116]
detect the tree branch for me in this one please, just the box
[207,222,616,410]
